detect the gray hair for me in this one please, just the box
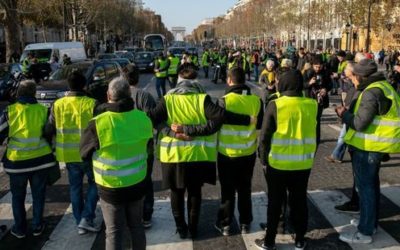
[17,80,36,98]
[107,77,131,102]
[354,52,366,63]
[266,60,275,68]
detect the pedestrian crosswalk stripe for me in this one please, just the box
[308,189,400,250]
[380,185,400,208]
[0,187,32,240]
[41,203,103,250]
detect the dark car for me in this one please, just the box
[36,60,122,106]
[97,53,118,60]
[114,51,135,63]
[134,52,154,72]
[100,58,132,70]
[0,63,23,102]
[168,47,186,60]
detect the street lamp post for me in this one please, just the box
[366,0,376,52]
[345,22,351,51]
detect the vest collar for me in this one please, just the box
[225,84,251,95]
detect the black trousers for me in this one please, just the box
[143,154,154,221]
[264,166,311,246]
[217,153,256,226]
[170,184,202,234]
[316,105,324,145]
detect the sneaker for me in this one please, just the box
[142,220,152,229]
[33,224,45,236]
[176,227,188,239]
[259,222,267,231]
[350,219,377,234]
[334,201,360,214]
[78,228,87,235]
[78,218,100,233]
[241,224,250,234]
[10,228,26,239]
[339,231,372,244]
[254,238,276,250]
[214,223,231,236]
[324,155,342,164]
[295,239,307,250]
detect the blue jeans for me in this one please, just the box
[155,77,166,99]
[332,124,347,161]
[66,162,98,224]
[9,168,49,234]
[351,149,382,235]
[253,65,259,82]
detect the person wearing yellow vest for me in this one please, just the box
[148,64,254,239]
[80,78,153,250]
[44,71,99,235]
[201,49,210,78]
[0,80,57,239]
[154,53,170,99]
[214,67,263,236]
[167,51,180,89]
[255,69,318,250]
[335,59,400,244]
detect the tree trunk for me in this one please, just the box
[4,1,22,63]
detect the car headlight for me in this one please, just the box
[56,91,67,98]
[149,62,154,67]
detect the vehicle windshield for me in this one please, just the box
[135,53,153,60]
[21,49,52,63]
[144,36,164,51]
[50,64,90,81]
[169,48,186,55]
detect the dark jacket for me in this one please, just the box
[0,97,56,174]
[80,98,148,204]
[342,72,391,132]
[296,55,307,71]
[303,68,331,108]
[328,55,340,73]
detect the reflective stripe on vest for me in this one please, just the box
[54,96,96,162]
[218,92,261,157]
[4,162,56,174]
[93,109,153,188]
[6,103,52,161]
[168,56,179,75]
[344,81,400,153]
[268,96,318,170]
[159,93,217,163]
[156,59,168,78]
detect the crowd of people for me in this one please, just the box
[0,43,400,250]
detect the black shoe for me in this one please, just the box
[334,201,359,214]
[189,227,198,239]
[241,224,250,234]
[295,239,307,250]
[33,223,46,236]
[259,222,267,230]
[254,238,276,250]
[214,223,231,236]
[176,227,188,239]
[10,228,26,239]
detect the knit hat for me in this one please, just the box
[337,50,346,57]
[353,59,378,77]
[277,69,303,94]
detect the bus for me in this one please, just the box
[143,34,167,56]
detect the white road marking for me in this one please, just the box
[328,124,342,132]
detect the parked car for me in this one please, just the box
[36,60,121,106]
[187,47,199,55]
[133,52,154,72]
[97,53,118,60]
[114,51,135,63]
[99,58,132,70]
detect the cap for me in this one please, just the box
[353,59,378,77]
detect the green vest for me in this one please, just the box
[159,94,217,163]
[54,96,96,162]
[21,58,30,74]
[202,52,209,67]
[218,92,260,157]
[268,96,318,170]
[218,55,227,65]
[156,58,168,78]
[93,110,153,188]
[168,56,179,75]
[191,55,199,66]
[338,61,348,74]
[344,81,400,153]
[7,103,52,161]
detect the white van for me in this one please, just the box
[20,42,87,64]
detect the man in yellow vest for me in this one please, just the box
[80,77,152,250]
[255,69,318,250]
[201,49,210,78]
[148,64,255,239]
[336,59,400,244]
[0,80,57,239]
[44,71,99,235]
[214,67,263,236]
[154,53,170,99]
[167,51,180,89]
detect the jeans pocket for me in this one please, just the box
[368,152,382,165]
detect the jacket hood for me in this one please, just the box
[277,69,303,96]
[357,72,386,91]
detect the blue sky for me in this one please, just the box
[143,0,237,33]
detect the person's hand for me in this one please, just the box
[394,65,400,73]
[171,124,184,133]
[309,77,316,85]
[175,133,193,141]
[250,116,257,125]
[319,88,327,97]
[332,73,338,78]
[335,106,347,118]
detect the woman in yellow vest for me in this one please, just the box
[80,78,153,250]
[148,64,253,239]
[336,59,400,244]
[256,69,318,250]
[0,80,57,239]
